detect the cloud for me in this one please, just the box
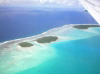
[0,0,79,6]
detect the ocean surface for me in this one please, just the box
[0,7,100,74]
[0,7,97,42]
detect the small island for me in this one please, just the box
[35,36,58,43]
[73,25,100,29]
[19,42,33,47]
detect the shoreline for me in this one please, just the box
[0,24,98,46]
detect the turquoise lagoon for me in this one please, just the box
[17,27,100,74]
[18,36,100,74]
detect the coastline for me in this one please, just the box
[0,24,99,46]
[0,24,69,46]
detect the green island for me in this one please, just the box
[35,36,58,43]
[73,25,100,29]
[19,42,33,47]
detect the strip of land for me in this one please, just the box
[73,25,100,29]
[19,42,33,47]
[35,36,58,43]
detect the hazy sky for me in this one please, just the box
[0,0,80,6]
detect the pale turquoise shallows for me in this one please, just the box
[16,28,100,74]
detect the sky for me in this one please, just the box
[0,0,80,7]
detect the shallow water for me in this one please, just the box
[0,25,100,74]
[16,35,100,74]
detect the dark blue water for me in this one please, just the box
[0,7,97,42]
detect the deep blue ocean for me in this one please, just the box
[0,7,97,42]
